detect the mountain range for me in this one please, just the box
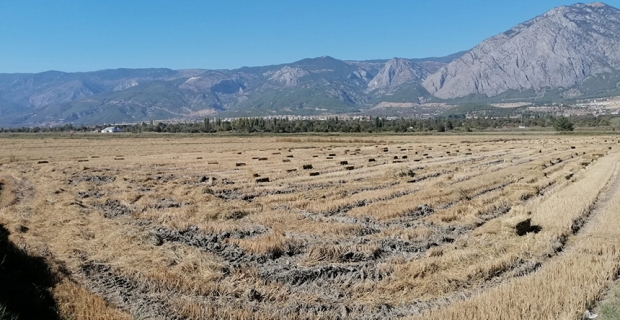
[2,2,620,127]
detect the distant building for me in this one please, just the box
[101,127,121,133]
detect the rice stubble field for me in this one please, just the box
[1,134,619,319]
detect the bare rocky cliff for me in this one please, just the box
[423,2,620,99]
[367,58,429,92]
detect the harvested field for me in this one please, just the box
[0,134,619,319]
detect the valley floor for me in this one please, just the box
[0,134,619,319]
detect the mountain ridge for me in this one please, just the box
[423,2,620,99]
[6,2,620,126]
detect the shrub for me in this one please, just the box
[553,117,574,132]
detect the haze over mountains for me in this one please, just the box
[2,2,620,127]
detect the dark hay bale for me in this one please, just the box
[77,159,89,163]
[286,169,297,173]
[328,153,336,156]
[258,157,268,161]
[196,157,203,159]
[402,156,408,159]
[345,166,355,170]
[368,158,376,162]
[37,160,49,164]
[326,157,333,159]
[282,159,291,163]
[309,172,320,176]
[236,163,246,167]
[255,177,270,183]
[339,161,348,165]
[303,164,313,170]
[287,155,294,158]
[253,173,260,177]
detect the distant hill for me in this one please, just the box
[0,55,454,126]
[6,2,620,127]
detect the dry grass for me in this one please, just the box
[0,134,617,319]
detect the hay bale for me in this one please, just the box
[402,155,408,159]
[255,177,270,183]
[37,160,49,164]
[236,163,246,167]
[77,159,89,163]
[282,159,291,163]
[309,172,320,176]
[252,173,260,177]
[328,153,336,156]
[368,158,376,162]
[273,152,281,155]
[208,161,219,164]
[258,157,268,161]
[303,164,313,170]
[114,158,124,161]
[345,166,355,170]
[286,155,294,158]
[339,161,348,165]
[196,157,203,159]
[326,157,334,159]
[286,169,297,173]
[504,216,540,236]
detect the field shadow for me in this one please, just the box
[0,224,60,319]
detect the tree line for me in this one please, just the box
[0,114,608,134]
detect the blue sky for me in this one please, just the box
[1,0,619,73]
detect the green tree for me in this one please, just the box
[553,116,574,132]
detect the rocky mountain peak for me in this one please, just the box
[588,2,607,7]
[368,58,428,91]
[422,2,620,99]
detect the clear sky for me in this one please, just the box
[1,0,619,73]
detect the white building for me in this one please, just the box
[101,127,121,133]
